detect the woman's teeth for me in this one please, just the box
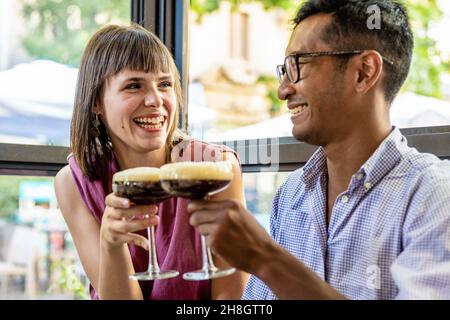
[134,116,164,129]
[290,104,308,115]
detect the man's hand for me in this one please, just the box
[187,199,275,273]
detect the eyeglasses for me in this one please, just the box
[276,50,395,84]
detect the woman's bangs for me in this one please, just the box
[106,31,173,77]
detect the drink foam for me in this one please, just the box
[160,161,233,180]
[113,167,161,182]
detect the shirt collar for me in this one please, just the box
[352,126,405,191]
[300,146,327,188]
[299,126,406,192]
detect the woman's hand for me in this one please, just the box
[101,193,159,250]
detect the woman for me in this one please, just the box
[54,24,247,299]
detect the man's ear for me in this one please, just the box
[355,50,383,94]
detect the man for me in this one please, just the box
[188,0,450,299]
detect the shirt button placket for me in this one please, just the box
[341,195,349,203]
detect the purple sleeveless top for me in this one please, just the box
[67,140,239,300]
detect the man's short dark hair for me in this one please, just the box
[293,0,414,104]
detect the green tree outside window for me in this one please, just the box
[18,0,450,100]
[20,0,129,67]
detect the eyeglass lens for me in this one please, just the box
[286,55,298,83]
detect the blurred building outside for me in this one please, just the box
[188,2,291,136]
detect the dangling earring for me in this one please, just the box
[91,113,101,138]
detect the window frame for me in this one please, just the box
[1,126,450,176]
[1,1,450,177]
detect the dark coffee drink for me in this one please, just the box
[112,167,170,204]
[160,161,236,281]
[160,161,233,199]
[113,167,179,281]
[160,179,230,199]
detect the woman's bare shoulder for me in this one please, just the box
[54,164,82,211]
[55,165,74,192]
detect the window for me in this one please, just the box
[0,0,131,146]
[188,1,292,141]
[243,171,290,230]
[0,174,86,299]
[0,0,130,300]
[187,0,450,143]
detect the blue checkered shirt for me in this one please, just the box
[242,128,450,300]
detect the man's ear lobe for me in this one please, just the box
[355,51,383,94]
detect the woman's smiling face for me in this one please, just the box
[98,68,177,154]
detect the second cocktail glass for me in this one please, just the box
[113,167,179,280]
[160,161,236,280]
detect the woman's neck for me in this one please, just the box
[114,146,166,170]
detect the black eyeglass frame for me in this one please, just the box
[276,50,395,84]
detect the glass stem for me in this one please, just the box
[201,235,218,272]
[147,226,160,273]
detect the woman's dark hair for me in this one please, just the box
[293,0,414,103]
[71,24,186,180]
